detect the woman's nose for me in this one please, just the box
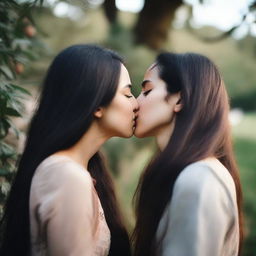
[136,93,142,103]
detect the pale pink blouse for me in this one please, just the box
[29,155,111,256]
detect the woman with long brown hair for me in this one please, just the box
[0,44,138,256]
[133,52,243,256]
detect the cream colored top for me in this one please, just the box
[29,155,111,256]
[156,158,239,256]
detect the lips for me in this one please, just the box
[133,115,138,128]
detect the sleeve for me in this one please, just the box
[158,163,235,256]
[38,162,97,256]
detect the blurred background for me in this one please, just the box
[0,0,255,255]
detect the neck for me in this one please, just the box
[54,122,109,169]
[155,119,176,151]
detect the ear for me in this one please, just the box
[94,107,104,118]
[174,92,183,113]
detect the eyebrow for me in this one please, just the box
[149,63,158,70]
[141,80,151,88]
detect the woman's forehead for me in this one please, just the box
[145,64,159,80]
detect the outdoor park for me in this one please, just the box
[0,0,256,255]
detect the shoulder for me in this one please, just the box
[175,159,235,195]
[176,161,214,187]
[32,155,93,194]
[173,161,216,197]
[30,156,97,225]
[171,159,237,210]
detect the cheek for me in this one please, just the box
[137,92,174,134]
[111,98,133,123]
[102,97,134,135]
[111,108,132,126]
[140,92,168,120]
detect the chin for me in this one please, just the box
[120,133,133,138]
[134,128,150,138]
[134,121,150,138]
[127,129,135,138]
[118,128,134,138]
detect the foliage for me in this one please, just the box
[0,0,43,215]
[231,89,256,111]
[232,113,256,256]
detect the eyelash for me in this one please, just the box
[125,95,133,98]
[143,89,152,96]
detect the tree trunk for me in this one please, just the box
[103,0,117,24]
[133,0,183,49]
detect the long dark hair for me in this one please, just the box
[132,52,243,256]
[0,44,131,256]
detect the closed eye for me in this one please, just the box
[143,89,152,96]
[125,95,133,98]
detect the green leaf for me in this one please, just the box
[12,38,32,51]
[9,84,31,96]
[6,118,20,138]
[0,22,12,32]
[20,49,38,60]
[0,168,10,176]
[0,96,7,115]
[0,142,16,158]
[0,118,11,139]
[7,98,24,114]
[0,181,11,195]
[0,65,15,80]
[5,107,22,117]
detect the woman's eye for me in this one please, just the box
[143,89,152,96]
[125,95,133,98]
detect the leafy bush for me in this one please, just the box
[0,0,43,215]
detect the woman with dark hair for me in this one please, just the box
[0,44,138,256]
[132,52,243,256]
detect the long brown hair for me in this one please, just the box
[132,52,243,256]
[0,45,131,255]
